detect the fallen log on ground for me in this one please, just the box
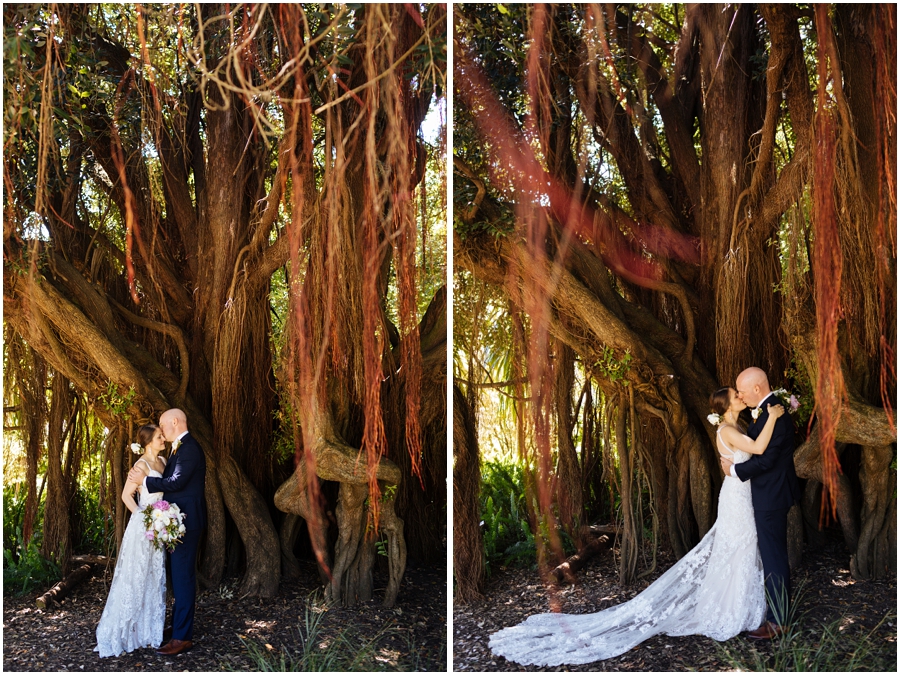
[36,563,95,609]
[72,554,113,566]
[550,534,612,584]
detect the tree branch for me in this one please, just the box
[615,8,701,210]
[453,157,487,224]
[110,298,190,403]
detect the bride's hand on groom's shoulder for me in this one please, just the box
[767,403,785,419]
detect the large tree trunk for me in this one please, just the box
[453,385,484,603]
[555,342,584,544]
[42,373,73,575]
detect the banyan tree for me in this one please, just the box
[4,3,447,604]
[453,3,895,601]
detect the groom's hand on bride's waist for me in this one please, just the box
[719,456,733,476]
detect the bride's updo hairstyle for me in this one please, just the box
[136,424,158,451]
[709,388,731,418]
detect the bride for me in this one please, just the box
[95,425,167,657]
[489,388,785,666]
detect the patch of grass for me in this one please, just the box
[225,592,438,671]
[715,583,896,671]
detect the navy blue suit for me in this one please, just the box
[733,393,800,624]
[145,432,206,641]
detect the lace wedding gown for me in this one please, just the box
[489,429,766,666]
[94,464,166,657]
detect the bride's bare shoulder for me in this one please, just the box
[717,425,740,455]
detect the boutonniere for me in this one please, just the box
[751,406,761,420]
[171,438,181,453]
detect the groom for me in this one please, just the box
[129,408,206,655]
[720,367,800,639]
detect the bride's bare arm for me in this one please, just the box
[121,477,141,513]
[121,460,148,513]
[720,404,785,455]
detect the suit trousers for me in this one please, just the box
[754,506,791,624]
[168,527,201,641]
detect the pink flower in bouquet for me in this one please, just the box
[789,395,799,411]
[153,500,170,510]
[145,530,155,540]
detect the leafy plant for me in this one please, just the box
[593,346,633,383]
[715,583,896,672]
[3,488,29,557]
[3,537,60,596]
[97,381,137,417]
[480,460,535,573]
[227,591,429,671]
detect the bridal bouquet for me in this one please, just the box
[142,500,186,552]
[751,388,801,420]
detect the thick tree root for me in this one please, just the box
[274,438,407,606]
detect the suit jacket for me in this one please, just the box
[733,393,801,512]
[145,432,207,532]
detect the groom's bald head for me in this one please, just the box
[735,367,771,407]
[159,408,188,442]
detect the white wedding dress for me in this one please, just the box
[489,428,766,666]
[94,462,166,657]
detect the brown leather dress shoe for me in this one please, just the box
[156,639,193,655]
[747,621,785,640]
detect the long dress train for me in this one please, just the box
[94,464,166,657]
[488,431,766,666]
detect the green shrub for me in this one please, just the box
[480,460,533,573]
[480,459,576,574]
[3,536,60,596]
[227,592,434,671]
[3,488,28,556]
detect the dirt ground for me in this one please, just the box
[453,529,897,671]
[3,559,446,672]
